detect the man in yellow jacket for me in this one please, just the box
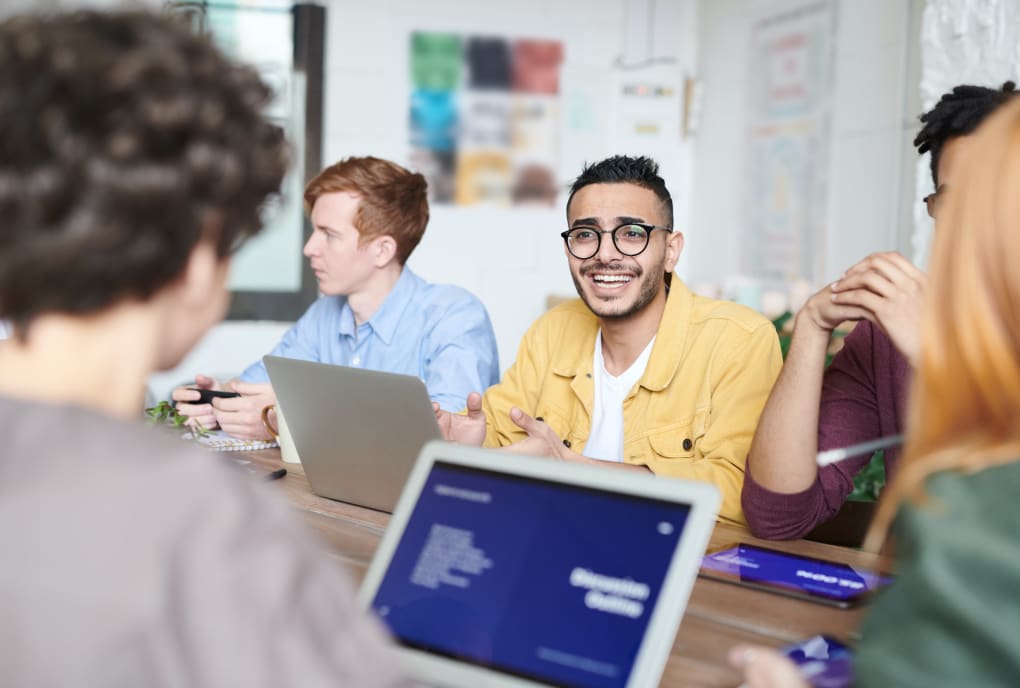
[435,155,781,524]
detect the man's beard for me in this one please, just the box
[571,260,664,321]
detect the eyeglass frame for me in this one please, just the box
[559,222,673,260]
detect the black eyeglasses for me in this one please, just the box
[560,223,672,260]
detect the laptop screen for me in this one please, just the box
[369,460,693,688]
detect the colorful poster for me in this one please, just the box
[744,2,835,284]
[408,31,563,207]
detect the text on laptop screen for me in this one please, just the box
[370,461,692,688]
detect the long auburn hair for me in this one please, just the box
[864,99,1020,551]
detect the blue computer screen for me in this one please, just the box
[370,461,692,688]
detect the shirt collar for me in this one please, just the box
[340,267,420,346]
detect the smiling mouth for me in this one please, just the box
[590,273,634,289]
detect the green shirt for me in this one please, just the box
[856,461,1020,686]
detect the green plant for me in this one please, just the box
[145,400,209,438]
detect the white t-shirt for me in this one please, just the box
[583,331,656,462]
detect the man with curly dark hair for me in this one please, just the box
[741,81,1018,541]
[0,10,401,685]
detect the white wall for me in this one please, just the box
[320,0,698,373]
[690,0,923,291]
[910,0,1020,265]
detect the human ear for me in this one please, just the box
[664,231,684,272]
[373,235,398,267]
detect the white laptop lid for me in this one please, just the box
[358,441,721,687]
[263,355,441,512]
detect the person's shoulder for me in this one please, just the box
[532,297,597,332]
[688,291,774,334]
[419,280,485,309]
[922,461,1020,518]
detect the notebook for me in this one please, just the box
[358,441,721,687]
[194,429,278,452]
[263,355,442,512]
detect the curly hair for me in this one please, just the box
[0,10,288,331]
[566,155,673,227]
[915,81,1017,186]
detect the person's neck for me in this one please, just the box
[347,264,404,325]
[598,286,667,376]
[0,306,158,419]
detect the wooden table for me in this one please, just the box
[239,450,891,687]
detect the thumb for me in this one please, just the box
[465,392,484,419]
[194,374,217,389]
[509,406,537,434]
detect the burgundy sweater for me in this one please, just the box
[742,321,911,539]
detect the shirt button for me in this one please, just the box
[351,356,361,366]
[682,438,693,451]
[563,439,572,448]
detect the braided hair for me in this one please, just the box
[915,81,1018,186]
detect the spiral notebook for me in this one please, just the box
[192,430,278,452]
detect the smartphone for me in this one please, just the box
[187,388,242,405]
[782,634,854,688]
[698,543,893,608]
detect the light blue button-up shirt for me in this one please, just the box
[239,268,499,411]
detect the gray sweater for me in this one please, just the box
[0,395,404,687]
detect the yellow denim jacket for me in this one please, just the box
[481,278,782,525]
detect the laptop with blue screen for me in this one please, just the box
[358,441,721,687]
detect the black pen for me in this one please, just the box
[264,468,287,481]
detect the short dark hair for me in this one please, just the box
[566,155,673,226]
[915,81,1017,186]
[304,157,429,265]
[0,10,288,332]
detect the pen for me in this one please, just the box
[816,434,904,467]
[264,468,288,481]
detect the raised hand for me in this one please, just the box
[433,391,487,446]
[830,251,926,364]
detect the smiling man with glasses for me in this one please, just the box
[434,155,782,525]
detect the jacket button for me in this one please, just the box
[563,439,572,448]
[682,438,693,451]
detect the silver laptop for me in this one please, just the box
[358,440,721,687]
[263,355,441,512]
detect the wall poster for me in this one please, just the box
[410,32,564,207]
[743,1,836,284]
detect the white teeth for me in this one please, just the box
[592,274,632,283]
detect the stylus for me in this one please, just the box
[816,434,904,467]
[264,468,288,481]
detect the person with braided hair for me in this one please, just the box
[741,81,1018,540]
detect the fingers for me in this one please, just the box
[728,644,808,688]
[176,403,218,430]
[509,406,537,433]
[214,408,272,440]
[194,373,219,390]
[839,252,924,292]
[803,286,873,331]
[171,386,202,403]
[228,380,274,396]
[465,392,484,418]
